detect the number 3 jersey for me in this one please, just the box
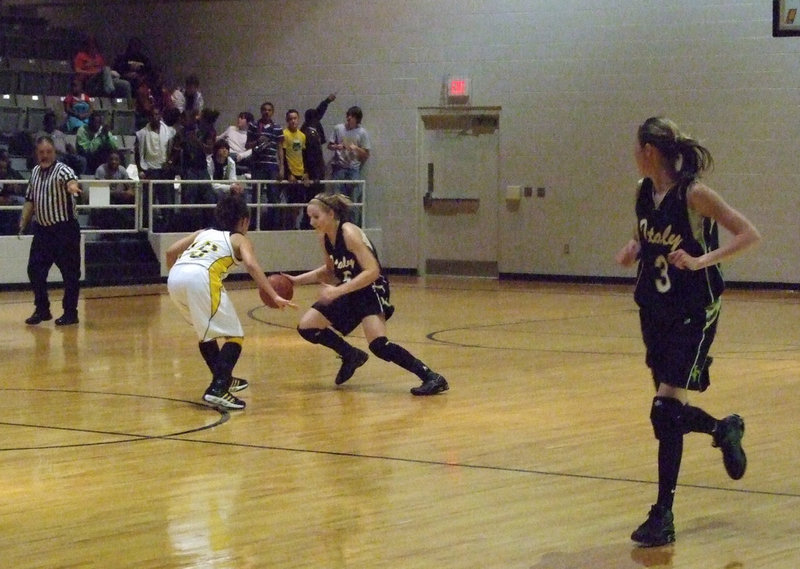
[633,177,724,312]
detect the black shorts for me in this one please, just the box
[639,300,720,392]
[313,276,394,336]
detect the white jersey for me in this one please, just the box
[168,229,244,341]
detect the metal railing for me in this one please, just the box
[0,177,366,235]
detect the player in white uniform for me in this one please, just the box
[167,195,295,409]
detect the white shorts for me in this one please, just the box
[167,264,243,341]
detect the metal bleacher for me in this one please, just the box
[16,93,47,131]
[9,57,51,95]
[0,93,23,135]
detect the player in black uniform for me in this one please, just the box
[286,192,448,396]
[616,117,760,547]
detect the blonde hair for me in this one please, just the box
[309,192,352,221]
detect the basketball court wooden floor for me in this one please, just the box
[0,277,798,569]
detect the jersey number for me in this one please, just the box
[654,255,671,293]
[188,241,219,258]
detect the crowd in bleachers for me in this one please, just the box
[1,11,370,236]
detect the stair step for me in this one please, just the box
[84,234,162,286]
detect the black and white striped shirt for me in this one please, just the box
[25,162,78,226]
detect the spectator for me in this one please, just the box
[217,111,253,167]
[0,149,25,201]
[171,74,204,114]
[94,150,135,229]
[301,106,329,192]
[63,77,93,134]
[133,71,173,130]
[207,139,243,201]
[113,37,152,90]
[135,107,176,229]
[198,108,220,156]
[73,35,132,99]
[283,108,309,229]
[246,101,284,229]
[168,109,215,228]
[95,150,134,201]
[19,136,83,326]
[37,110,86,176]
[0,149,26,234]
[328,105,370,225]
[76,111,119,173]
[305,92,336,146]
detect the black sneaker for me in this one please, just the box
[335,348,369,385]
[25,310,52,325]
[712,414,746,480]
[631,505,675,547]
[55,313,79,326]
[229,377,249,393]
[203,387,246,410]
[410,372,449,396]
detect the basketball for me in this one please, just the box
[261,274,293,308]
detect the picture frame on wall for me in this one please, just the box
[773,0,800,36]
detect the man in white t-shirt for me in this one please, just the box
[328,106,370,225]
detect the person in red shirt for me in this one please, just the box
[73,35,131,99]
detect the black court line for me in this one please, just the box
[158,435,800,500]
[1,390,796,500]
[0,388,228,451]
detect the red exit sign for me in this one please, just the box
[446,76,469,103]
[449,78,468,97]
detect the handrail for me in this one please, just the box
[0,177,367,235]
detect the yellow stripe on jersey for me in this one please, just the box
[208,256,235,316]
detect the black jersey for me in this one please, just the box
[318,221,393,334]
[325,221,382,283]
[633,177,724,312]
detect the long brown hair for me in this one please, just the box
[637,117,713,180]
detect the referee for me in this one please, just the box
[19,136,83,326]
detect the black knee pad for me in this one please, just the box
[368,336,391,361]
[298,327,323,344]
[650,396,684,440]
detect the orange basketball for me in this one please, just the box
[261,274,293,308]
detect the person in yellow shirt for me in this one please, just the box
[282,109,309,229]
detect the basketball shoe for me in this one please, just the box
[335,348,369,385]
[631,504,675,547]
[229,377,249,393]
[712,414,746,480]
[410,372,449,396]
[203,386,246,410]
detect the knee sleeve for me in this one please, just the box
[650,396,684,441]
[368,336,391,361]
[298,327,323,344]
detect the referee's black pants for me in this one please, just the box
[27,220,81,316]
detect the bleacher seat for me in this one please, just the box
[116,134,135,164]
[9,157,28,173]
[93,98,111,126]
[112,109,136,135]
[0,94,24,134]
[8,58,50,95]
[44,95,67,127]
[40,59,73,96]
[2,30,34,59]
[110,97,131,110]
[0,57,19,93]
[17,94,47,132]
